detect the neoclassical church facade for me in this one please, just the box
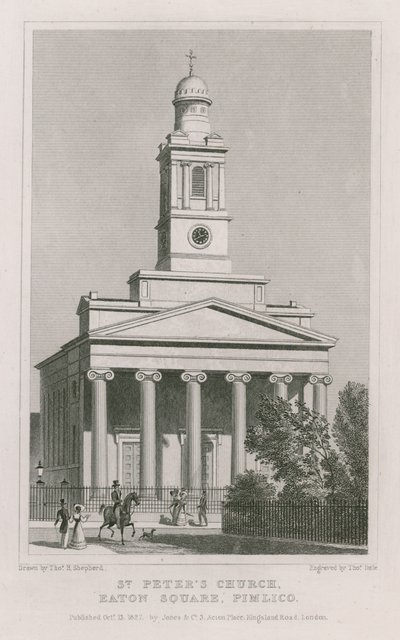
[36,59,336,489]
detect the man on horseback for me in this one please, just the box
[111,480,122,526]
[98,491,140,545]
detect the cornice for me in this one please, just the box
[155,212,232,229]
[156,144,229,161]
[127,270,269,285]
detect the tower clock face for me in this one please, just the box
[189,225,212,248]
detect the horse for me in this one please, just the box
[98,491,140,545]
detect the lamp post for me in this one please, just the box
[34,461,44,520]
[35,460,44,484]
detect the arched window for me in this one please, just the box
[191,166,205,197]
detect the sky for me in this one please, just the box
[30,29,371,420]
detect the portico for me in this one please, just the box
[83,362,333,489]
[75,294,335,489]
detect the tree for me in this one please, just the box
[245,396,342,499]
[332,382,368,499]
[224,470,276,503]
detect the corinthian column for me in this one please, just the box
[181,371,207,488]
[225,372,251,482]
[269,373,293,400]
[135,370,162,488]
[309,375,333,416]
[181,162,191,209]
[205,163,214,210]
[87,369,114,488]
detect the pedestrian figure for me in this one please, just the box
[169,488,180,525]
[197,489,208,526]
[69,504,89,550]
[175,488,189,526]
[54,498,70,549]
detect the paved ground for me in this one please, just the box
[29,527,367,556]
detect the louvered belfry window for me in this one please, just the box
[191,166,205,197]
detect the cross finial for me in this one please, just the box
[185,49,197,76]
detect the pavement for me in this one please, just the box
[28,526,367,556]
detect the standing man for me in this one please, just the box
[54,498,70,549]
[197,490,208,527]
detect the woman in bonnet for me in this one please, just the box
[69,504,89,550]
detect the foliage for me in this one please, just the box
[245,396,342,499]
[224,470,276,503]
[332,382,369,498]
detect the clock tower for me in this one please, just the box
[155,52,232,273]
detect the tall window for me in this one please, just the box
[72,425,76,464]
[43,395,47,466]
[71,380,77,398]
[62,388,67,465]
[46,393,50,466]
[52,390,56,466]
[191,166,205,197]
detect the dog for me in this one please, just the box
[138,528,156,541]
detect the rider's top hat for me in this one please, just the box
[112,480,120,486]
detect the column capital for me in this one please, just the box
[87,369,114,382]
[309,374,333,386]
[180,161,192,167]
[225,372,252,384]
[204,162,214,168]
[181,371,207,384]
[135,370,162,383]
[269,373,293,385]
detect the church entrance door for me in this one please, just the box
[121,441,140,487]
[201,438,214,486]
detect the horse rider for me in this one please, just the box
[111,480,122,516]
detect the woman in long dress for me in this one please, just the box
[69,504,89,550]
[169,488,180,525]
[175,489,189,527]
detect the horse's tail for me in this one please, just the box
[99,504,105,515]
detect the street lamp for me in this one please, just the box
[60,478,70,506]
[35,460,44,484]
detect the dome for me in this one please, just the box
[173,75,212,105]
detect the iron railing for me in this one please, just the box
[222,499,368,546]
[29,485,227,521]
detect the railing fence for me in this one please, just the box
[222,499,368,546]
[29,485,227,520]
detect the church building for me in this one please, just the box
[36,55,336,490]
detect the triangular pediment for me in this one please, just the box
[170,129,188,137]
[89,298,336,346]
